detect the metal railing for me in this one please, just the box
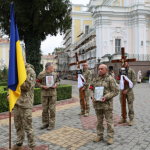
[126,54,150,61]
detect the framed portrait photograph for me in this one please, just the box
[46,75,55,87]
[94,86,104,101]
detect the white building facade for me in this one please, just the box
[63,0,150,72]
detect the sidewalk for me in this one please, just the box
[0,83,150,150]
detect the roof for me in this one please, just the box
[56,52,62,55]
[0,38,10,44]
[41,54,55,59]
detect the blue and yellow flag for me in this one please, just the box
[8,3,27,112]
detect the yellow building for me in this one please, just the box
[41,53,58,71]
[63,3,95,71]
[63,0,150,73]
[0,38,25,70]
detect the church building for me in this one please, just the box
[62,0,150,75]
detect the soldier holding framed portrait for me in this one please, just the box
[89,64,119,145]
[36,62,60,130]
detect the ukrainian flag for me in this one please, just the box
[8,3,27,112]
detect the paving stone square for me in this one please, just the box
[38,126,96,150]
[0,80,150,150]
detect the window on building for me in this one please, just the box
[115,39,121,53]
[85,25,90,34]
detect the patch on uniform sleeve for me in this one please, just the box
[30,74,34,81]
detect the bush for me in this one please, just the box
[0,86,7,92]
[0,67,8,82]
[0,91,9,113]
[0,82,7,86]
[34,88,41,105]
[0,84,72,112]
[57,84,72,101]
[143,77,149,80]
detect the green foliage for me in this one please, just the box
[52,47,64,55]
[0,86,7,92]
[143,77,149,80]
[0,82,7,86]
[40,64,43,72]
[34,88,41,105]
[0,67,8,83]
[57,84,72,100]
[0,0,72,76]
[0,84,72,112]
[0,91,9,113]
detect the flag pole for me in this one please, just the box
[9,1,14,148]
[9,96,11,149]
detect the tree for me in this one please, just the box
[0,0,72,75]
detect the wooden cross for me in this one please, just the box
[111,47,136,119]
[70,52,87,110]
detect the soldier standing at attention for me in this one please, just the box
[117,62,136,126]
[90,64,119,145]
[7,63,36,150]
[36,62,60,130]
[78,63,92,117]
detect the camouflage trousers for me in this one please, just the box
[13,105,35,148]
[95,109,114,139]
[119,90,134,120]
[79,89,90,113]
[41,96,57,127]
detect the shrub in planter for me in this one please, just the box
[0,91,9,112]
[57,84,72,101]
[34,88,41,105]
[143,77,149,80]
[0,86,7,93]
[0,85,72,112]
[0,82,7,86]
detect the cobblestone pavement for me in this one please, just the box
[0,80,150,150]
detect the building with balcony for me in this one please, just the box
[63,0,150,74]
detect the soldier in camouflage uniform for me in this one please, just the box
[36,62,60,130]
[78,63,92,117]
[117,62,136,126]
[90,64,119,145]
[7,63,36,150]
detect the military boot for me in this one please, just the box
[93,137,104,142]
[47,126,54,130]
[78,112,84,115]
[107,139,113,145]
[11,144,23,150]
[129,120,134,126]
[84,113,89,117]
[41,124,48,129]
[118,118,127,124]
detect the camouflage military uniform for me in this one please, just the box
[13,63,36,149]
[90,73,119,139]
[79,69,92,114]
[117,68,136,120]
[36,71,60,128]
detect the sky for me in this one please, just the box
[41,0,90,55]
